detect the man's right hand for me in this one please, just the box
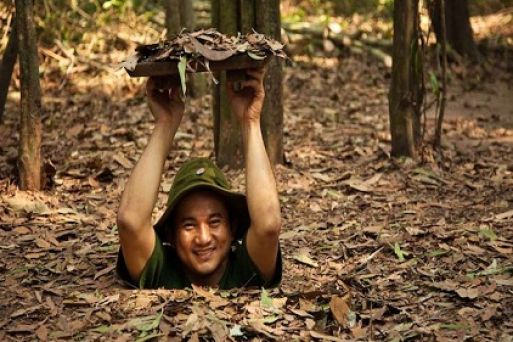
[146,77,185,126]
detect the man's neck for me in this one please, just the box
[186,258,229,287]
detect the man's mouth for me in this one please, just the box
[194,247,216,261]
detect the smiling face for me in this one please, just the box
[171,189,233,286]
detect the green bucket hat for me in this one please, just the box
[154,158,250,241]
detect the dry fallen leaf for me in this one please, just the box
[35,325,48,341]
[293,248,319,267]
[113,152,134,169]
[35,238,52,249]
[455,287,480,299]
[351,322,367,339]
[305,318,316,330]
[290,308,313,318]
[329,294,351,328]
[3,193,51,215]
[94,265,116,280]
[495,209,513,220]
[310,330,346,341]
[342,173,382,193]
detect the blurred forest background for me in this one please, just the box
[1,0,512,341]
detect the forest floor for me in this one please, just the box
[1,11,513,342]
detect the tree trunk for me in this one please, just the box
[165,0,206,98]
[388,0,422,158]
[433,0,448,149]
[254,0,284,165]
[239,0,255,32]
[430,0,480,61]
[179,0,194,30]
[212,0,284,168]
[212,0,242,168]
[16,0,42,190]
[182,0,207,98]
[0,15,18,122]
[164,0,182,36]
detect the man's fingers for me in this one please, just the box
[226,76,264,96]
[246,67,266,81]
[240,79,261,91]
[146,78,169,99]
[226,80,235,99]
[171,87,184,102]
[246,68,262,77]
[146,78,156,95]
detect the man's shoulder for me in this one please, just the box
[117,234,190,289]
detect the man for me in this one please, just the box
[116,67,282,289]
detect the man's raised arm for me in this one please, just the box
[117,79,184,282]
[227,68,282,281]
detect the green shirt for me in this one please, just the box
[116,232,282,289]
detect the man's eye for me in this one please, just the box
[183,223,195,230]
[209,219,221,227]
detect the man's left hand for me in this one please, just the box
[226,67,266,124]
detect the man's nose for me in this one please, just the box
[195,223,212,245]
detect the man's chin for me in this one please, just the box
[191,260,219,276]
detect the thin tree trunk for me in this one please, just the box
[388,0,422,158]
[164,0,181,37]
[430,0,480,61]
[16,0,42,190]
[179,0,194,30]
[434,0,448,149]
[181,0,207,98]
[212,0,283,167]
[239,0,255,32]
[0,15,18,122]
[212,0,242,168]
[254,0,284,165]
[212,0,220,155]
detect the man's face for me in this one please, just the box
[172,189,233,284]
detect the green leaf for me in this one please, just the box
[392,242,406,262]
[178,56,187,97]
[263,314,280,324]
[467,260,513,279]
[466,272,477,280]
[429,71,439,96]
[479,259,499,276]
[347,310,357,328]
[219,290,231,298]
[129,311,163,332]
[410,39,422,78]
[92,325,111,333]
[260,288,273,309]
[326,190,342,199]
[426,249,450,257]
[440,323,469,331]
[478,228,497,241]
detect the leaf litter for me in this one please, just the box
[1,14,513,342]
[130,29,287,66]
